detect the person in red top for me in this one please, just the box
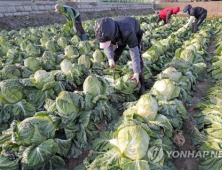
[157,7,180,25]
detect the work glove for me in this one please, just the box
[130,73,140,85]
[73,26,77,33]
[108,59,116,68]
[183,25,188,29]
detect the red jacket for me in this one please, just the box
[159,7,180,20]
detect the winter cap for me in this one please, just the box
[94,17,117,48]
[173,7,180,14]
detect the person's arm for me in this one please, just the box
[184,16,195,28]
[156,15,162,24]
[129,46,141,85]
[104,45,114,60]
[104,45,115,67]
[166,10,172,24]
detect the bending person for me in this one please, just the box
[183,4,207,33]
[55,4,87,40]
[94,17,145,95]
[157,7,180,25]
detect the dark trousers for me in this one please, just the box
[75,15,85,35]
[192,11,207,33]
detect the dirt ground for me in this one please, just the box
[64,151,89,170]
[173,35,215,170]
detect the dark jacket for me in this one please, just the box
[95,17,142,48]
[190,7,207,19]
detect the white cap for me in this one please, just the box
[99,41,111,49]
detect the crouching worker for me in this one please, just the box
[157,7,180,25]
[55,4,87,40]
[183,4,207,33]
[94,17,145,95]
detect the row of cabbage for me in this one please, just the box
[0,14,183,170]
[76,19,212,169]
[0,15,210,169]
[189,18,222,170]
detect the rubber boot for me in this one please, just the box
[139,72,146,95]
[81,34,87,41]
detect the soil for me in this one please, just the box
[64,151,89,170]
[0,9,152,31]
[172,34,215,170]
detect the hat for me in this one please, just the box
[94,17,117,46]
[173,7,180,14]
[55,4,60,12]
[100,41,111,49]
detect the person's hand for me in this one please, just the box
[130,73,140,85]
[183,25,188,29]
[73,26,77,33]
[108,59,116,68]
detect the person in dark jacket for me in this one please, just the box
[157,7,180,25]
[183,4,207,33]
[55,4,87,40]
[94,17,145,95]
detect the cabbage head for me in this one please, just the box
[78,41,92,55]
[26,44,41,56]
[64,45,79,59]
[21,139,57,169]
[45,40,57,52]
[83,75,103,98]
[56,91,81,116]
[115,74,139,94]
[150,79,180,101]
[31,70,55,90]
[117,122,150,160]
[71,35,80,45]
[159,67,182,82]
[20,40,32,51]
[180,49,195,64]
[185,45,197,54]
[24,57,42,72]
[136,93,158,121]
[6,49,22,63]
[57,37,69,48]
[12,112,55,145]
[0,79,23,104]
[93,49,106,63]
[78,54,91,69]
[1,65,22,79]
[41,51,56,70]
[60,59,73,74]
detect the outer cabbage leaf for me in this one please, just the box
[21,139,57,169]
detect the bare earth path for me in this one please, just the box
[173,34,215,170]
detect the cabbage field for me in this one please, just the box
[0,14,222,170]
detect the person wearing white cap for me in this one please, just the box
[55,4,87,40]
[94,17,145,95]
